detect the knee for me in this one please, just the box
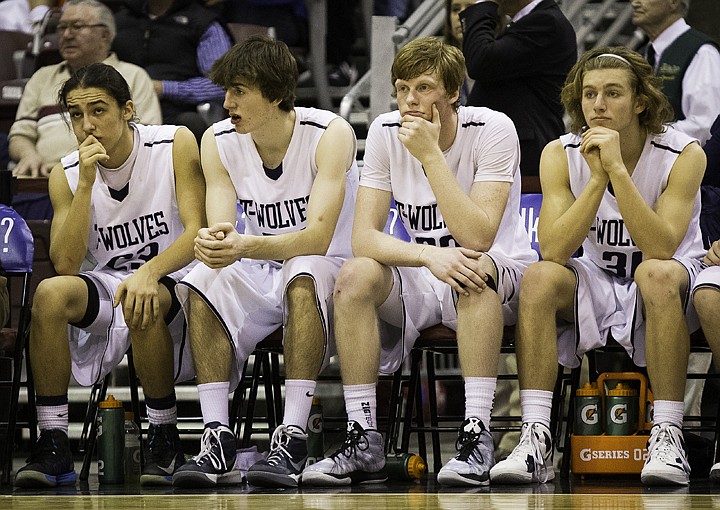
[32,277,72,319]
[519,261,567,305]
[333,258,383,307]
[634,259,681,302]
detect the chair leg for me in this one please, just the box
[426,351,443,473]
[270,352,283,430]
[384,366,404,454]
[229,359,249,436]
[79,375,109,481]
[261,353,277,440]
[559,364,581,479]
[400,349,422,454]
[241,352,264,448]
[2,314,31,485]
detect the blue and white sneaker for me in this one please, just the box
[140,423,185,486]
[490,422,554,484]
[172,425,243,488]
[246,424,308,488]
[14,429,77,488]
[437,417,495,486]
[641,423,690,486]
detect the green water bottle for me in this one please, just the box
[385,453,427,481]
[605,383,638,436]
[574,382,603,435]
[98,395,124,484]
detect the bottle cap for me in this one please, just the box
[608,383,637,397]
[407,454,427,479]
[576,382,602,397]
[124,411,135,421]
[99,394,123,408]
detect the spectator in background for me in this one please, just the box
[8,0,161,178]
[632,0,720,145]
[112,0,233,142]
[0,0,54,34]
[460,0,576,179]
[216,0,308,49]
[444,0,475,105]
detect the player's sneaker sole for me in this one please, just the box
[14,470,77,488]
[246,470,300,488]
[302,468,388,486]
[437,469,490,486]
[640,469,689,486]
[490,467,555,484]
[172,470,244,488]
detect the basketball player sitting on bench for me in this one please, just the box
[302,36,537,488]
[490,46,706,487]
[15,63,205,488]
[172,35,359,489]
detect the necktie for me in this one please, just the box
[646,44,656,68]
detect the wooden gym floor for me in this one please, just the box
[2,471,720,509]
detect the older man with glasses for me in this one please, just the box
[8,0,161,178]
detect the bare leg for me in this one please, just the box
[333,257,394,386]
[635,259,690,402]
[129,284,175,399]
[187,291,232,384]
[30,276,89,396]
[694,286,720,363]
[457,255,502,378]
[284,276,325,380]
[516,261,577,392]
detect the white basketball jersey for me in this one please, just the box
[361,106,536,264]
[62,124,187,280]
[563,128,704,279]
[213,107,357,260]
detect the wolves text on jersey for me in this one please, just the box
[394,200,447,232]
[238,196,310,230]
[94,211,169,252]
[592,218,637,248]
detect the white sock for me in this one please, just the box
[37,404,69,435]
[464,377,496,428]
[653,400,684,429]
[520,389,553,429]
[146,405,177,426]
[344,383,377,430]
[283,379,317,431]
[198,381,230,427]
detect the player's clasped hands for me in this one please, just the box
[194,222,244,269]
[422,245,488,296]
[580,126,624,177]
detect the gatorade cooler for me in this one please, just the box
[571,372,652,475]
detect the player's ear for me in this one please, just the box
[123,100,135,121]
[633,96,646,116]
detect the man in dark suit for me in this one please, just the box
[460,0,576,180]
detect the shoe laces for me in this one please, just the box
[266,425,295,466]
[333,424,370,460]
[508,423,552,483]
[192,428,229,470]
[454,420,485,463]
[648,424,689,469]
